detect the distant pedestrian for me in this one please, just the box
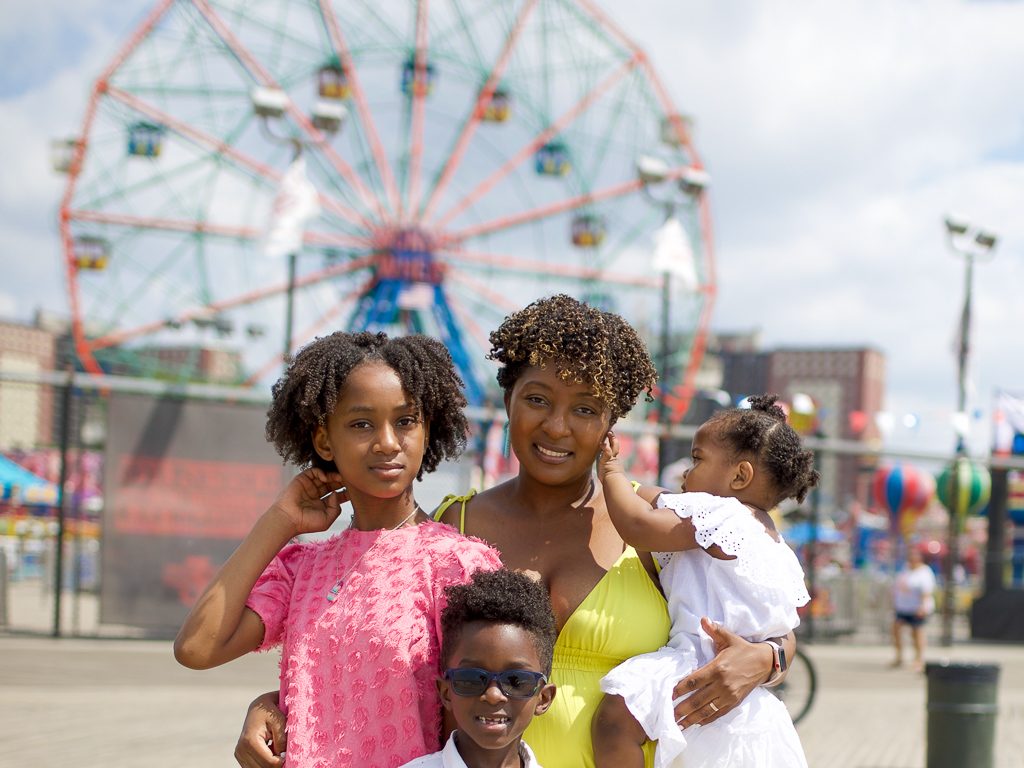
[173,331,501,768]
[890,544,936,672]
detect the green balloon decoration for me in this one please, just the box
[936,458,991,518]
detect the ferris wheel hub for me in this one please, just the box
[371,227,445,285]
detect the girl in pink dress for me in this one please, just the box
[174,332,501,768]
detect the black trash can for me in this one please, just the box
[926,662,1000,768]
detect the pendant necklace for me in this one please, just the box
[325,505,422,602]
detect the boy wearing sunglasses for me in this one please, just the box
[402,568,558,768]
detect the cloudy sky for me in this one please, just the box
[2,0,1022,460]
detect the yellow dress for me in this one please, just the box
[436,492,671,768]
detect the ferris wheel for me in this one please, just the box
[58,0,715,417]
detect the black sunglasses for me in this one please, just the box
[443,668,547,699]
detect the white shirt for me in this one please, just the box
[893,563,937,614]
[398,732,542,768]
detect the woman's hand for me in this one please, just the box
[672,617,773,729]
[234,691,287,768]
[268,467,347,537]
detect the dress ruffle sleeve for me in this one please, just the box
[657,493,810,610]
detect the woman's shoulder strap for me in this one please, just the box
[434,489,478,534]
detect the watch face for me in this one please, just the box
[778,646,788,672]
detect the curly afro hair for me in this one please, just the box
[265,331,469,479]
[704,393,821,505]
[441,568,558,675]
[487,294,657,422]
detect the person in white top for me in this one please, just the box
[401,568,557,768]
[891,545,937,672]
[593,394,818,768]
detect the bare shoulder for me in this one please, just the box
[467,481,517,516]
[433,482,514,537]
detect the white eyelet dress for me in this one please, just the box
[600,492,811,768]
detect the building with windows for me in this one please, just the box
[0,318,57,450]
[720,344,886,513]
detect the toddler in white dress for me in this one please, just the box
[593,395,816,768]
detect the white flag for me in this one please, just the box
[651,216,699,291]
[264,154,321,259]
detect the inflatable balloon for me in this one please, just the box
[936,458,990,519]
[872,463,935,525]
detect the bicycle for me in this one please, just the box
[769,645,817,725]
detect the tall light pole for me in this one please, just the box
[635,154,709,479]
[251,87,347,363]
[940,214,997,646]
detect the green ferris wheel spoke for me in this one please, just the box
[347,0,407,51]
[582,68,633,188]
[438,0,489,71]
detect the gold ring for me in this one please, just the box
[709,701,719,713]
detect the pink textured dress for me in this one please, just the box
[246,520,502,768]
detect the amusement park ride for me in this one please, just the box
[54,0,715,419]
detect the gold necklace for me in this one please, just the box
[325,506,421,602]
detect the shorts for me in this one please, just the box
[895,612,927,628]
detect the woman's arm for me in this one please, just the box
[174,468,345,669]
[598,433,700,553]
[234,691,287,768]
[672,619,797,728]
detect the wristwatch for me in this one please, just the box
[763,640,787,686]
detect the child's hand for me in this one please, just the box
[268,467,347,536]
[597,431,626,481]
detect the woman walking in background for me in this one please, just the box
[891,544,936,672]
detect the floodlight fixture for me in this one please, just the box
[636,154,670,185]
[311,99,348,135]
[974,231,997,250]
[251,86,288,119]
[943,215,969,236]
[678,166,711,196]
[944,214,998,260]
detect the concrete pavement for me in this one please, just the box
[3,632,1024,767]
[4,580,1024,766]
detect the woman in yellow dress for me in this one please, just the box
[234,295,791,768]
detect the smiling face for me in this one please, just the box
[504,362,612,487]
[438,620,555,762]
[681,423,744,498]
[312,360,426,501]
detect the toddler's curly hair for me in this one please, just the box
[265,331,468,479]
[705,393,820,505]
[441,568,558,675]
[488,294,657,422]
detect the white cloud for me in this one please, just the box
[618,0,1024,455]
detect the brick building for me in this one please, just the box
[0,319,57,449]
[720,345,886,513]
